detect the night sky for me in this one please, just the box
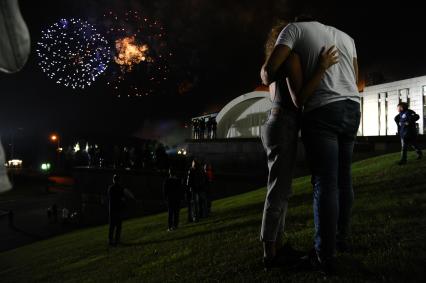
[1,0,426,145]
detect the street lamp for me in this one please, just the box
[50,134,60,151]
[50,134,61,169]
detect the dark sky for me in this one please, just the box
[1,0,426,143]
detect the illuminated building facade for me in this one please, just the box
[360,75,426,136]
[198,76,426,139]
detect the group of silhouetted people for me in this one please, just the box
[163,159,213,231]
[192,117,217,140]
[106,160,214,245]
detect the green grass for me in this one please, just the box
[1,152,425,282]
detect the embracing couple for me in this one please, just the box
[260,15,360,275]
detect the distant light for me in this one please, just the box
[58,147,63,152]
[41,163,51,171]
[50,134,58,142]
[7,159,23,168]
[73,143,80,153]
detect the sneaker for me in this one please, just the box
[263,255,291,271]
[276,243,305,259]
[301,249,337,277]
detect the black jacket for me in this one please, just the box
[163,177,184,203]
[395,109,419,139]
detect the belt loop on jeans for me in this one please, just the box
[270,107,282,116]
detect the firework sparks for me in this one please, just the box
[114,36,152,72]
[103,10,172,98]
[36,18,111,90]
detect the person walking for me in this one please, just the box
[163,168,184,231]
[395,102,423,165]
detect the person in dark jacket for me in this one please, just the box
[186,160,203,222]
[395,103,423,165]
[163,168,184,231]
[107,174,135,246]
[199,119,206,140]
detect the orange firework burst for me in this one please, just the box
[114,36,152,72]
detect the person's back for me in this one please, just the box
[277,21,359,112]
[164,177,183,202]
[108,183,124,212]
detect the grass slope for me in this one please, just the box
[0,153,425,282]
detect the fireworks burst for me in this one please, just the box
[103,10,172,98]
[114,36,152,72]
[37,18,111,90]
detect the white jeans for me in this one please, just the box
[260,108,300,242]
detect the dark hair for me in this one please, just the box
[397,102,408,111]
[294,14,316,22]
[265,20,288,58]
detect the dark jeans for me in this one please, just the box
[168,201,181,229]
[109,212,122,244]
[187,191,200,222]
[400,137,422,161]
[302,100,360,260]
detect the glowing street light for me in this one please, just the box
[41,163,51,171]
[50,134,58,142]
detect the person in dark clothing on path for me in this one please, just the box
[395,102,423,165]
[163,168,184,231]
[107,174,136,246]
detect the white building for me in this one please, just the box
[204,76,426,139]
[215,90,271,138]
[360,76,426,136]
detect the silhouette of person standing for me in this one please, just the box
[193,119,199,140]
[163,168,184,231]
[107,174,136,246]
[186,160,203,222]
[199,119,206,140]
[212,118,217,139]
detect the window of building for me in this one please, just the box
[399,88,409,105]
[378,93,381,135]
[423,86,426,134]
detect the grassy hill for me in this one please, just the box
[0,152,425,282]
